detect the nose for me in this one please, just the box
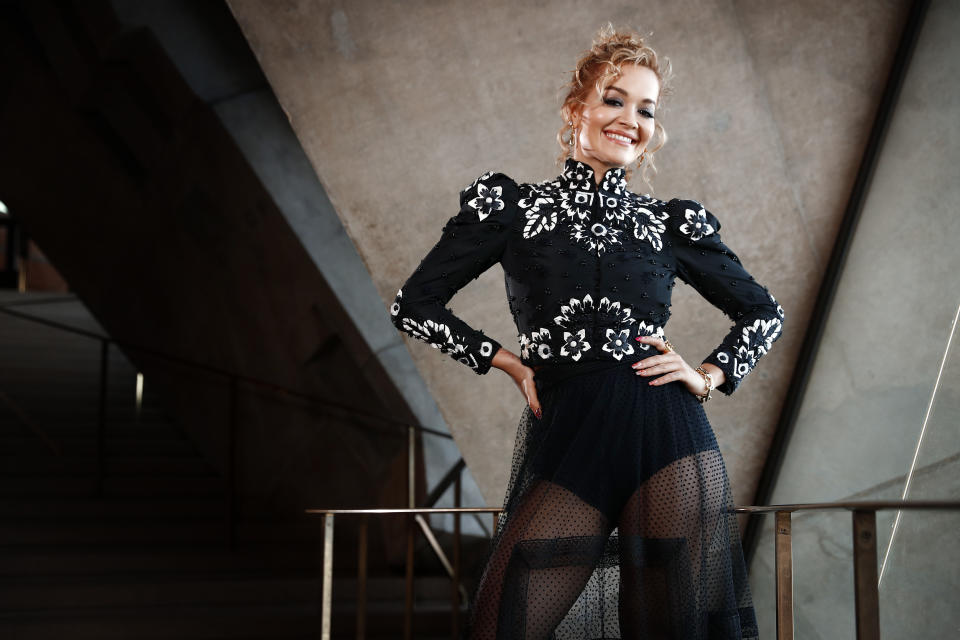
[617,111,639,131]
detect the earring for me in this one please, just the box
[639,150,647,164]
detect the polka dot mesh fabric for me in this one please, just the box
[463,360,759,639]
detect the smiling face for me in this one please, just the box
[571,64,660,180]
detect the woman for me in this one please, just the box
[390,24,783,640]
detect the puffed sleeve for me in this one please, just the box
[389,172,520,375]
[668,198,785,395]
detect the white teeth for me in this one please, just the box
[605,132,634,144]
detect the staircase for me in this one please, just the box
[0,294,464,639]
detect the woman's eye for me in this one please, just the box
[604,97,622,107]
[639,108,655,119]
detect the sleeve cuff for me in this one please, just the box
[703,351,740,396]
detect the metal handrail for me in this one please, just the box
[736,499,960,640]
[308,499,960,640]
[732,499,958,513]
[0,303,452,439]
[1,299,454,550]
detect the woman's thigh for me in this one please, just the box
[469,477,614,640]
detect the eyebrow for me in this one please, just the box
[607,85,657,106]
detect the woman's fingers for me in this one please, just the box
[647,370,684,385]
[635,335,671,353]
[521,376,542,419]
[631,351,680,374]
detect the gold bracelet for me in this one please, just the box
[694,366,714,404]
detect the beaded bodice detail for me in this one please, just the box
[390,158,784,395]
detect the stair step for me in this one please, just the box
[0,496,225,519]
[0,573,321,611]
[0,437,200,456]
[0,474,226,497]
[0,520,323,546]
[0,603,458,639]
[0,573,456,610]
[0,456,215,475]
[0,544,323,577]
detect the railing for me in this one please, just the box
[9,299,957,638]
[308,499,960,640]
[0,300,456,549]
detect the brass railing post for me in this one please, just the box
[774,510,793,640]
[408,425,415,509]
[404,513,415,640]
[852,510,880,640]
[321,512,335,640]
[405,424,416,640]
[452,471,462,639]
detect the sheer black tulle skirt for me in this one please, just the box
[463,360,759,639]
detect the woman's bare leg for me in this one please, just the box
[616,450,728,639]
[467,478,613,640]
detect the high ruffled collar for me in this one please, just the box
[559,157,627,198]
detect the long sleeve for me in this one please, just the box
[668,198,785,395]
[390,172,520,374]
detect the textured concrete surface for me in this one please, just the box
[226,0,908,509]
[109,0,489,533]
[749,0,960,636]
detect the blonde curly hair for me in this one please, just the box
[557,23,674,187]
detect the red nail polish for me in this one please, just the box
[534,408,542,419]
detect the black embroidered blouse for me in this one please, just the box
[390,157,784,395]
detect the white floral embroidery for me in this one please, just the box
[520,327,552,360]
[743,317,783,357]
[595,296,635,327]
[770,292,785,320]
[570,221,623,255]
[717,316,783,379]
[679,206,716,240]
[562,163,594,189]
[399,317,482,370]
[554,294,636,328]
[466,182,505,221]
[602,328,633,360]
[390,289,402,317]
[633,321,666,351]
[453,345,479,370]
[520,195,558,239]
[506,163,669,253]
[631,205,670,252]
[401,318,454,352]
[600,169,627,197]
[559,189,594,221]
[554,294,592,327]
[560,329,591,361]
[730,344,755,379]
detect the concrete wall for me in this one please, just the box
[226,0,908,509]
[748,1,960,636]
[0,1,426,565]
[108,0,489,535]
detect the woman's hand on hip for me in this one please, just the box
[631,336,708,396]
[491,348,542,419]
